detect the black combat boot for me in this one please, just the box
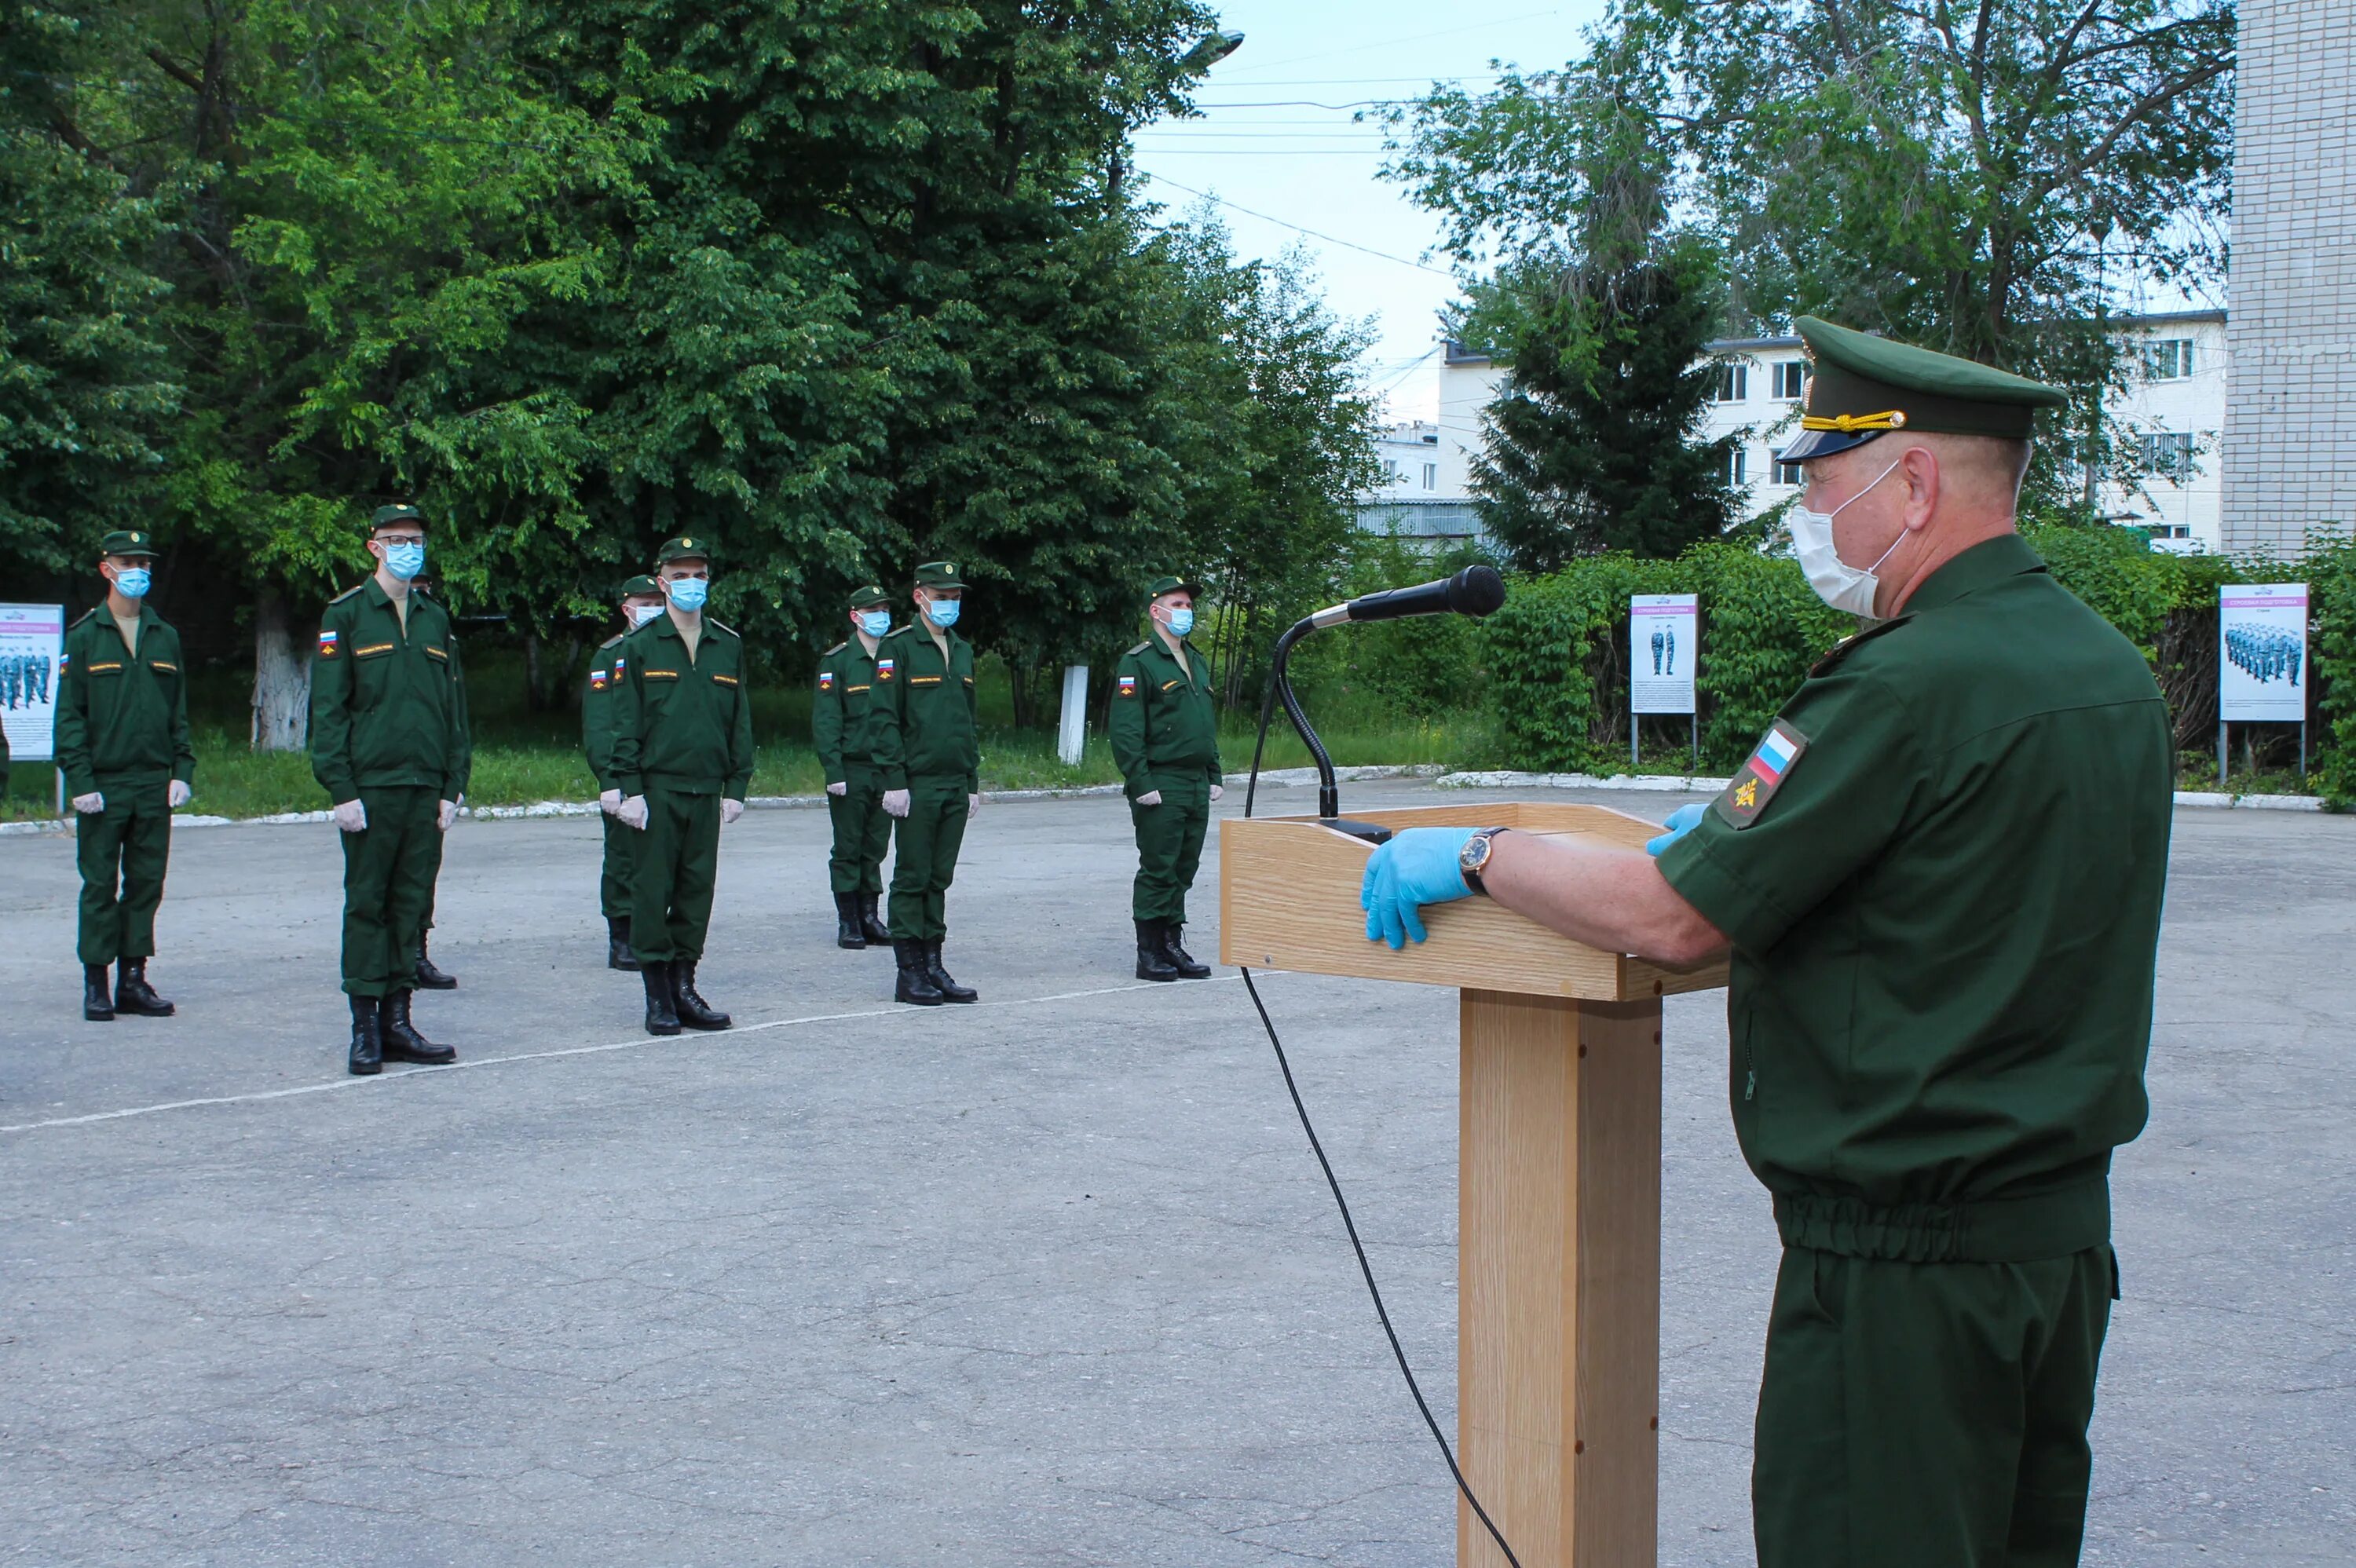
[83,963,115,1022]
[671,959,732,1030]
[606,915,639,971]
[348,995,383,1076]
[641,959,681,1036]
[382,990,457,1065]
[1162,923,1213,980]
[924,941,978,1003]
[114,957,177,1016]
[1135,919,1179,981]
[858,893,891,945]
[413,934,457,989]
[893,940,944,1006]
[834,892,867,949]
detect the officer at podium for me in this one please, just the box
[1359,316,2171,1568]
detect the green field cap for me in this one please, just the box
[913,560,967,590]
[848,584,891,609]
[1147,575,1202,601]
[371,503,427,533]
[99,528,160,560]
[655,535,714,566]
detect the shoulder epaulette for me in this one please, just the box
[707,616,740,638]
[70,607,101,628]
[1809,615,1914,677]
[1125,641,1151,657]
[823,640,847,656]
[598,633,625,650]
[328,583,365,605]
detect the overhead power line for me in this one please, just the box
[1143,174,1456,278]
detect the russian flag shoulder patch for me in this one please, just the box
[1714,718,1809,829]
[877,658,895,679]
[1116,674,1138,696]
[317,628,339,657]
[818,671,835,690]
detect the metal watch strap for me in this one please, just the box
[1461,826,1509,895]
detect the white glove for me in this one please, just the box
[721,798,744,826]
[167,780,192,809]
[437,799,458,832]
[333,799,368,833]
[1209,783,1224,802]
[883,788,911,819]
[71,791,104,815]
[826,780,847,797]
[617,795,649,831]
[967,792,982,819]
[1136,789,1162,807]
[598,788,621,816]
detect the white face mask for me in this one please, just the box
[628,602,664,627]
[1789,455,1908,616]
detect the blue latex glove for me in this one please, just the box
[1361,826,1477,949]
[1646,802,1707,857]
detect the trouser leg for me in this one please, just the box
[419,817,446,933]
[1751,1245,2116,1568]
[1129,787,1180,923]
[918,778,968,940]
[116,784,172,959]
[600,813,635,919]
[827,776,865,894]
[341,787,430,997]
[887,788,938,941]
[1165,784,1209,928]
[631,788,719,962]
[75,792,135,966]
[668,791,721,962]
[851,764,891,894]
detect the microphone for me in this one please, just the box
[1307,565,1508,630]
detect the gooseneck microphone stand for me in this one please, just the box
[1246,612,1395,842]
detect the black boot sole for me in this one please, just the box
[115,998,175,1016]
[382,1045,457,1065]
[895,984,945,1006]
[348,1057,382,1076]
[414,974,458,991]
[644,1015,682,1036]
[675,1013,731,1031]
[1136,960,1178,981]
[84,1005,115,1022]
[837,932,866,950]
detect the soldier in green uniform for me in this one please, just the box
[310,503,467,1075]
[1359,317,2172,1568]
[814,583,898,950]
[54,528,195,1022]
[585,574,667,970]
[873,561,981,1006]
[410,604,469,991]
[609,537,754,1036]
[1109,575,1223,981]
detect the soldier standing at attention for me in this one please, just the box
[813,584,898,950]
[585,575,666,970]
[873,561,981,1007]
[609,538,753,1036]
[310,503,466,1076]
[1359,317,2173,1568]
[54,528,195,1022]
[1109,576,1222,981]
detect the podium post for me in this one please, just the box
[1221,803,1725,1568]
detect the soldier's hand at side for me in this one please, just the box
[437,799,458,832]
[1136,789,1163,807]
[618,795,649,831]
[1646,802,1707,857]
[1209,784,1224,802]
[720,799,744,827]
[71,791,104,815]
[598,788,621,816]
[332,799,368,834]
[883,789,911,818]
[826,780,847,797]
[968,792,982,819]
[167,780,192,809]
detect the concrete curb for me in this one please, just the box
[1437,769,2334,813]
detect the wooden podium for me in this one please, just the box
[1220,803,1730,1568]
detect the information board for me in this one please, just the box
[1630,594,1698,715]
[2219,583,2307,723]
[0,602,65,763]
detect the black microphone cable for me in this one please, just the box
[1237,685,1527,1568]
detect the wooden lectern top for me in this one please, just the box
[1218,802,1729,1002]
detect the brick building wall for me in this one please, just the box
[2222,0,2356,554]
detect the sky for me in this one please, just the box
[1129,2,1613,424]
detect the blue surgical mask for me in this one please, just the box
[1164,607,1194,638]
[114,567,152,599]
[859,609,891,638]
[382,540,426,581]
[629,602,664,627]
[665,576,709,612]
[924,597,960,628]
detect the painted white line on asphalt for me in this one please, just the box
[0,975,1235,1136]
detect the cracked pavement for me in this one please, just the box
[2,783,2351,1565]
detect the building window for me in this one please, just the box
[1422,463,1438,490]
[1775,459,1805,487]
[1381,460,1400,484]
[1714,363,1749,402]
[2143,339,2195,380]
[1772,360,1808,400]
[2136,431,2196,476]
[1725,448,1748,486]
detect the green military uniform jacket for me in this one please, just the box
[1657,534,2172,1261]
[609,612,755,799]
[872,623,979,791]
[309,578,467,803]
[55,605,196,797]
[1109,634,1221,800]
[812,636,890,786]
[582,633,627,791]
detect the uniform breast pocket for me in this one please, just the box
[640,670,682,711]
[351,643,397,704]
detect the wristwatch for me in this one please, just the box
[1459,827,1510,895]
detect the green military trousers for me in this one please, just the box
[1754,1244,2117,1568]
[1129,775,1209,924]
[338,784,439,996]
[420,813,448,936]
[631,786,721,963]
[887,775,968,941]
[76,777,172,966]
[828,761,891,896]
[599,812,637,919]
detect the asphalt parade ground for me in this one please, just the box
[2,781,2351,1566]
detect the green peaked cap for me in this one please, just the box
[1776,316,2069,463]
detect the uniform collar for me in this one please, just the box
[1899,531,2047,616]
[645,612,684,641]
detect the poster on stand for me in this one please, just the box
[1630,594,1698,715]
[2218,583,2307,723]
[0,602,66,764]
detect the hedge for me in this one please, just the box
[1479,528,2356,800]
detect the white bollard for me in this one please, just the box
[1058,665,1089,765]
